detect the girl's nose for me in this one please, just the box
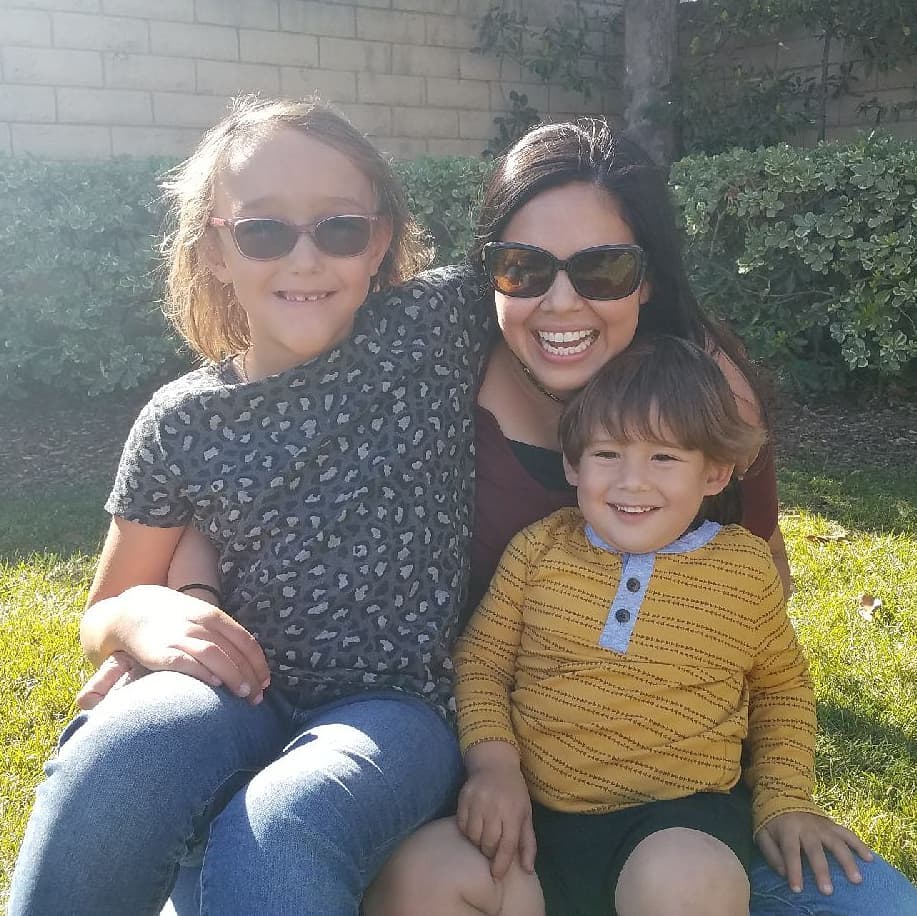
[287,232,323,270]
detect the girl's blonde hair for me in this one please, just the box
[161,94,432,362]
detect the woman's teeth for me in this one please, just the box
[537,330,597,355]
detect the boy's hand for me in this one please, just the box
[457,741,536,879]
[75,651,150,709]
[756,811,874,895]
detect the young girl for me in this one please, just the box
[9,95,492,916]
[454,335,862,916]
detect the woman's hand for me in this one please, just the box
[85,586,270,703]
[457,741,536,879]
[756,811,874,895]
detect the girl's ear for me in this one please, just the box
[703,461,735,497]
[201,230,232,284]
[638,275,653,306]
[562,454,579,487]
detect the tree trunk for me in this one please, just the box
[623,0,678,164]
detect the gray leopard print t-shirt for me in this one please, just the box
[106,266,491,719]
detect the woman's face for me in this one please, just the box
[494,182,650,399]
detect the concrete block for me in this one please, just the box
[392,105,458,138]
[12,122,111,157]
[425,13,475,48]
[458,48,501,81]
[0,9,51,47]
[394,0,457,12]
[458,0,493,17]
[392,43,460,78]
[0,85,56,122]
[280,67,356,103]
[357,72,424,106]
[355,0,392,7]
[318,36,389,73]
[103,52,195,91]
[0,124,11,155]
[240,29,317,66]
[378,135,428,158]
[425,76,489,109]
[775,36,842,71]
[111,124,202,156]
[3,46,102,87]
[13,0,98,10]
[427,136,484,157]
[150,21,237,61]
[279,0,355,38]
[337,102,391,136]
[196,60,280,96]
[196,0,279,29]
[356,8,425,44]
[103,0,193,20]
[52,13,148,53]
[58,87,152,124]
[871,61,917,92]
[458,108,494,139]
[499,58,523,82]
[548,85,592,115]
[152,90,229,126]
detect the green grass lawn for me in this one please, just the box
[1,463,915,898]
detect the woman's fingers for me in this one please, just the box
[209,613,271,690]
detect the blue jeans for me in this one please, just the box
[749,850,917,915]
[9,671,463,916]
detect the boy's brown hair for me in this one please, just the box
[160,94,431,363]
[559,335,766,470]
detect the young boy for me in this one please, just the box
[454,336,868,916]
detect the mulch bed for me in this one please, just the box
[1,387,915,491]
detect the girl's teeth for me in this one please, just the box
[616,505,653,513]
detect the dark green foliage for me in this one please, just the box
[671,133,917,393]
[3,139,915,398]
[0,157,187,397]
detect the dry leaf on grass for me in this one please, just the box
[857,594,883,622]
[806,529,850,544]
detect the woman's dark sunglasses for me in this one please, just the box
[208,214,379,261]
[482,241,646,300]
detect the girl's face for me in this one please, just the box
[494,182,650,399]
[206,126,392,378]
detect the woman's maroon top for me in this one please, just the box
[467,404,779,618]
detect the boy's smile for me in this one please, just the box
[563,427,733,555]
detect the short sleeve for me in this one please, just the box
[104,396,192,527]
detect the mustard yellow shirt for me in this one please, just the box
[454,507,820,833]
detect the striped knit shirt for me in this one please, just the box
[454,507,821,833]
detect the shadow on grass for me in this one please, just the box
[0,481,110,560]
[779,462,916,536]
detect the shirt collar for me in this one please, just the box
[584,518,722,557]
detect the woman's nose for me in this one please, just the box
[287,232,323,270]
[539,269,583,312]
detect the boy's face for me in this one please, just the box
[563,425,733,555]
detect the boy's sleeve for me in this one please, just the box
[454,526,533,753]
[104,395,192,528]
[745,548,823,832]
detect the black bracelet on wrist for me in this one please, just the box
[176,582,223,604]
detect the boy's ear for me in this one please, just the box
[201,230,232,284]
[703,461,734,497]
[562,454,579,487]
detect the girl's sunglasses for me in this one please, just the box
[482,241,646,300]
[208,214,379,261]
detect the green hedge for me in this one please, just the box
[672,133,917,393]
[2,136,915,398]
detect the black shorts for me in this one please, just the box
[533,785,754,916]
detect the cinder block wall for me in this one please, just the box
[0,0,619,159]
